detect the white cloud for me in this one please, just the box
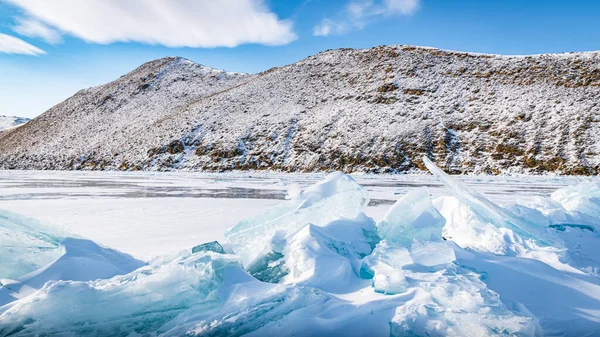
[314,0,420,37]
[5,0,297,48]
[314,19,348,36]
[385,0,420,15]
[12,17,63,44]
[0,33,45,55]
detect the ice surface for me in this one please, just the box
[224,172,369,266]
[377,188,446,246]
[0,210,69,279]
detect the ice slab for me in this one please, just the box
[0,237,145,306]
[551,182,600,219]
[410,241,456,267]
[360,241,413,294]
[192,241,226,254]
[224,172,369,266]
[282,213,379,291]
[377,188,446,246]
[0,210,70,279]
[0,251,241,336]
[423,156,560,248]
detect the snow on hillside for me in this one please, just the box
[0,46,598,174]
[0,115,29,132]
[1,160,600,336]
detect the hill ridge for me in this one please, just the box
[0,45,598,174]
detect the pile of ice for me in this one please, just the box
[1,159,600,336]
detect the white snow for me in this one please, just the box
[0,115,29,133]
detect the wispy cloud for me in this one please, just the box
[0,33,45,55]
[5,0,297,48]
[314,0,420,36]
[12,17,63,45]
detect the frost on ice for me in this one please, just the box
[2,166,600,336]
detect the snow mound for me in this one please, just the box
[551,182,600,219]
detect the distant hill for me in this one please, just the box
[0,46,598,174]
[0,115,30,133]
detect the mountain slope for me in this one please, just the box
[0,46,599,174]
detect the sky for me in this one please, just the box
[1,0,599,118]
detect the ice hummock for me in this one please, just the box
[388,264,537,337]
[0,250,242,335]
[551,182,600,219]
[0,210,69,279]
[377,188,446,246]
[224,172,369,267]
[282,213,379,291]
[0,237,145,306]
[423,156,561,248]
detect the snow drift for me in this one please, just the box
[1,162,600,336]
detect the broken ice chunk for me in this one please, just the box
[372,265,407,295]
[377,188,446,246]
[423,156,560,248]
[282,213,379,291]
[192,241,226,254]
[0,250,242,336]
[410,241,456,267]
[389,265,536,337]
[551,182,600,219]
[0,210,69,279]
[224,172,369,267]
[360,241,413,294]
[0,238,145,306]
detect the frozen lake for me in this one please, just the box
[0,170,592,260]
[2,168,600,336]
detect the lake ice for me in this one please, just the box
[1,164,599,336]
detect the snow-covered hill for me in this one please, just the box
[0,115,30,133]
[0,46,598,174]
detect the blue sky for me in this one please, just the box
[1,0,599,118]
